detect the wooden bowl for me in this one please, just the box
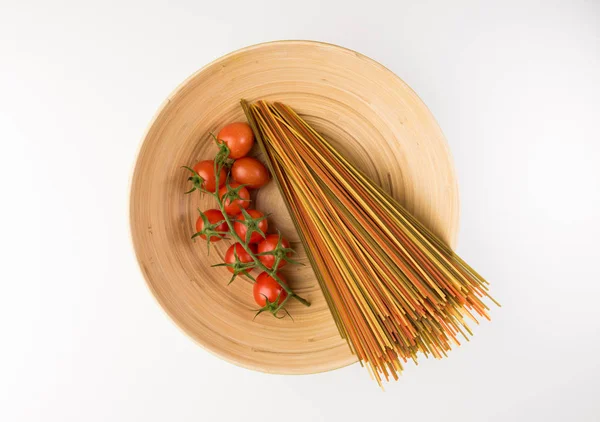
[130,41,459,374]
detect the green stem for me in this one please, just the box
[211,161,310,308]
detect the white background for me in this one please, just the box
[2,1,599,421]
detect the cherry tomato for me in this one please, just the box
[223,243,257,274]
[192,160,226,192]
[233,209,268,244]
[257,234,290,269]
[195,209,228,242]
[231,157,269,189]
[217,122,255,159]
[218,183,251,215]
[253,272,288,307]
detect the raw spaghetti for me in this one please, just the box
[241,99,498,385]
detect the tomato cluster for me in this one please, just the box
[187,122,298,316]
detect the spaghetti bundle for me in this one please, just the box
[242,100,497,385]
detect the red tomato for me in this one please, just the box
[223,243,257,274]
[233,209,268,244]
[257,234,290,269]
[192,160,226,192]
[195,209,228,242]
[253,272,288,307]
[218,183,251,215]
[217,122,255,159]
[231,157,269,189]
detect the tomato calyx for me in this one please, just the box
[219,179,251,210]
[212,133,235,168]
[253,292,293,320]
[212,246,257,285]
[182,165,208,194]
[191,208,228,253]
[235,208,268,245]
[255,232,301,270]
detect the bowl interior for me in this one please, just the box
[130,41,459,374]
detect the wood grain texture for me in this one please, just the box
[129,40,459,374]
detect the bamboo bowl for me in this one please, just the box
[130,41,459,374]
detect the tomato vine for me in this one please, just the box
[184,137,310,318]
